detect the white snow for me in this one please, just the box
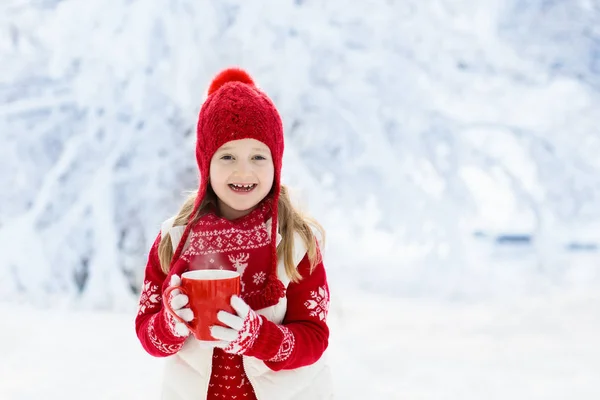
[1,286,599,399]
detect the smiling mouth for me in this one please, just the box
[228,183,257,192]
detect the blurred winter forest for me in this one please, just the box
[1,0,599,309]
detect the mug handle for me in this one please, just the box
[163,285,192,327]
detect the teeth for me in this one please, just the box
[230,184,256,190]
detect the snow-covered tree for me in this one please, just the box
[1,0,598,307]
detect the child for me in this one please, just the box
[135,67,333,400]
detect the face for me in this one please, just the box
[209,138,275,220]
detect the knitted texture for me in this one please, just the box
[135,234,187,357]
[167,67,285,307]
[172,198,279,310]
[135,227,331,396]
[221,307,264,355]
[208,350,257,399]
[244,254,331,371]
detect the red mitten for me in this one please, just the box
[209,295,263,355]
[163,274,194,338]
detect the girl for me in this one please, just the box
[135,67,333,400]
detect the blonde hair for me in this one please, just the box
[158,185,325,282]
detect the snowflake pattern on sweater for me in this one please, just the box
[137,281,160,315]
[253,271,266,286]
[305,286,329,321]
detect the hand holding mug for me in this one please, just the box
[163,270,241,341]
[163,274,194,337]
[210,295,263,355]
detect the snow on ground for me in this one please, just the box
[1,287,599,400]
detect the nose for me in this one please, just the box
[234,160,253,177]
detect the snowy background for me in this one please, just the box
[1,0,599,398]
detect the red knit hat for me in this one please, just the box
[168,67,285,304]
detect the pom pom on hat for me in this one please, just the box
[207,67,256,96]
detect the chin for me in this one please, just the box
[223,197,260,212]
[234,200,261,211]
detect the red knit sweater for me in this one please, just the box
[135,233,330,399]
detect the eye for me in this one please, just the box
[220,155,234,161]
[252,155,266,161]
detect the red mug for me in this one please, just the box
[164,270,241,341]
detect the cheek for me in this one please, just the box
[261,166,275,186]
[209,164,227,185]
